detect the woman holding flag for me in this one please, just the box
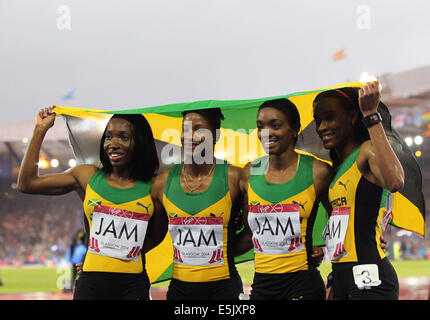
[150,107,245,300]
[312,81,403,299]
[235,98,333,300]
[17,107,161,299]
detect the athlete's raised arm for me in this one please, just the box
[17,106,96,199]
[357,82,404,193]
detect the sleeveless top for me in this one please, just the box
[324,145,391,264]
[248,154,320,274]
[162,161,238,282]
[83,169,154,273]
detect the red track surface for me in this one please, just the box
[1,278,429,300]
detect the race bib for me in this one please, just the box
[88,205,149,261]
[248,203,303,255]
[168,216,224,266]
[322,206,350,261]
[352,264,381,289]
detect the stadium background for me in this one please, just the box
[0,1,429,300]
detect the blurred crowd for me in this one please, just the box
[0,179,83,266]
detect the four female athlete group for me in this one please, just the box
[17,81,403,300]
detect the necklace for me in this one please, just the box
[182,163,215,192]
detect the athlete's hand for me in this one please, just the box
[311,246,324,267]
[359,81,380,116]
[75,263,83,275]
[36,106,56,131]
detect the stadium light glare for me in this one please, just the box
[404,137,413,147]
[38,159,49,169]
[414,135,423,146]
[68,158,77,167]
[50,159,59,168]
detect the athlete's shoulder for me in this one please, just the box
[70,164,98,184]
[356,140,374,171]
[357,140,374,159]
[312,158,333,179]
[72,163,98,174]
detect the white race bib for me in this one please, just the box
[88,205,149,261]
[168,216,224,266]
[322,206,350,261]
[248,203,303,255]
[352,264,381,289]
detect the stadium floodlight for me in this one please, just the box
[38,159,49,169]
[68,158,77,167]
[414,135,423,146]
[50,159,59,168]
[404,137,413,147]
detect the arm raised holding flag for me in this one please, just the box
[17,107,161,300]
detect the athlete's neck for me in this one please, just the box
[267,148,298,172]
[183,160,215,177]
[108,167,136,186]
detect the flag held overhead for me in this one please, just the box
[53,81,425,282]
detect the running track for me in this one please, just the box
[1,278,429,300]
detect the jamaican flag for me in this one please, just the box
[53,81,425,283]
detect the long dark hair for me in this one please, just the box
[313,87,369,167]
[258,98,301,146]
[99,114,159,182]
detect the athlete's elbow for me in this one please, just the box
[386,175,404,193]
[16,179,36,194]
[16,183,32,194]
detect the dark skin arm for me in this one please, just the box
[227,163,244,235]
[17,106,97,200]
[143,169,169,254]
[356,81,404,193]
[233,162,254,257]
[312,159,334,265]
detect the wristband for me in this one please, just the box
[362,112,382,128]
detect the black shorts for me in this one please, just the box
[166,273,243,300]
[73,271,150,300]
[331,257,399,300]
[250,269,326,300]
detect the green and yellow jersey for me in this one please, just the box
[83,169,153,273]
[247,154,321,274]
[324,145,390,264]
[162,161,238,282]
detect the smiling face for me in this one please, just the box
[103,118,135,168]
[313,97,358,150]
[257,107,298,156]
[181,112,215,161]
